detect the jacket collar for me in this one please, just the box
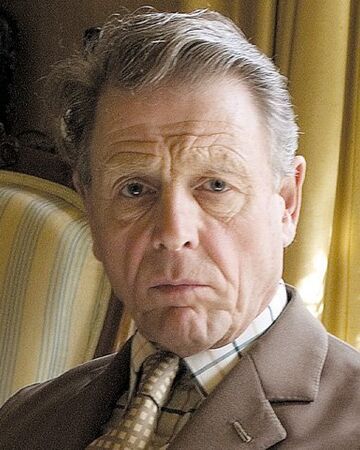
[247,285,328,402]
[170,286,328,449]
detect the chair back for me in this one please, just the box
[0,170,111,404]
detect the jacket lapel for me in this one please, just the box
[170,353,286,449]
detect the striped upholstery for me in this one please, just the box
[0,171,111,404]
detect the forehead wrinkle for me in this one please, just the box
[93,117,258,181]
[100,119,244,135]
[98,152,162,176]
[101,124,162,143]
[101,140,163,159]
[172,144,250,177]
[163,124,251,156]
[99,121,245,149]
[159,119,247,136]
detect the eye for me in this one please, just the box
[120,181,154,198]
[201,179,230,193]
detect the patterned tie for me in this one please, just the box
[87,351,179,449]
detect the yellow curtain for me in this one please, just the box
[178,0,360,349]
[321,0,360,348]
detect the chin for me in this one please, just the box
[140,323,228,357]
[159,337,215,358]
[136,306,231,356]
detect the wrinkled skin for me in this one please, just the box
[78,78,305,357]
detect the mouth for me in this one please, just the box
[150,280,208,292]
[152,285,203,294]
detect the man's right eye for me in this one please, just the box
[120,181,152,198]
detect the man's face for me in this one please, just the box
[83,78,304,357]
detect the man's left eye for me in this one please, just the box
[201,179,230,193]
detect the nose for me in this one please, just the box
[152,188,200,251]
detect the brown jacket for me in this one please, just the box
[0,286,359,449]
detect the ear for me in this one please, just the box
[72,171,103,261]
[280,156,306,248]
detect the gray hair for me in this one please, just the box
[48,8,298,186]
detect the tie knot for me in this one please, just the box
[139,351,179,408]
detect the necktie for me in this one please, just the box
[87,351,179,449]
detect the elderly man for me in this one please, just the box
[0,9,359,450]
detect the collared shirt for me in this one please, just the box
[105,281,287,448]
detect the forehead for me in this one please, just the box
[89,78,270,175]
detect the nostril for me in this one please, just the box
[153,239,193,251]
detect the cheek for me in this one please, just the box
[205,199,280,277]
[110,197,156,226]
[200,222,244,290]
[196,191,247,223]
[88,191,152,275]
[94,219,153,297]
[242,204,284,278]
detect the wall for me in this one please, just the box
[0,0,179,135]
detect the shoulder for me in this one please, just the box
[0,338,133,449]
[0,349,132,449]
[308,333,360,445]
[327,332,360,360]
[250,288,360,445]
[0,352,116,421]
[323,332,360,388]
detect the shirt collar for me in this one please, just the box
[129,281,287,396]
